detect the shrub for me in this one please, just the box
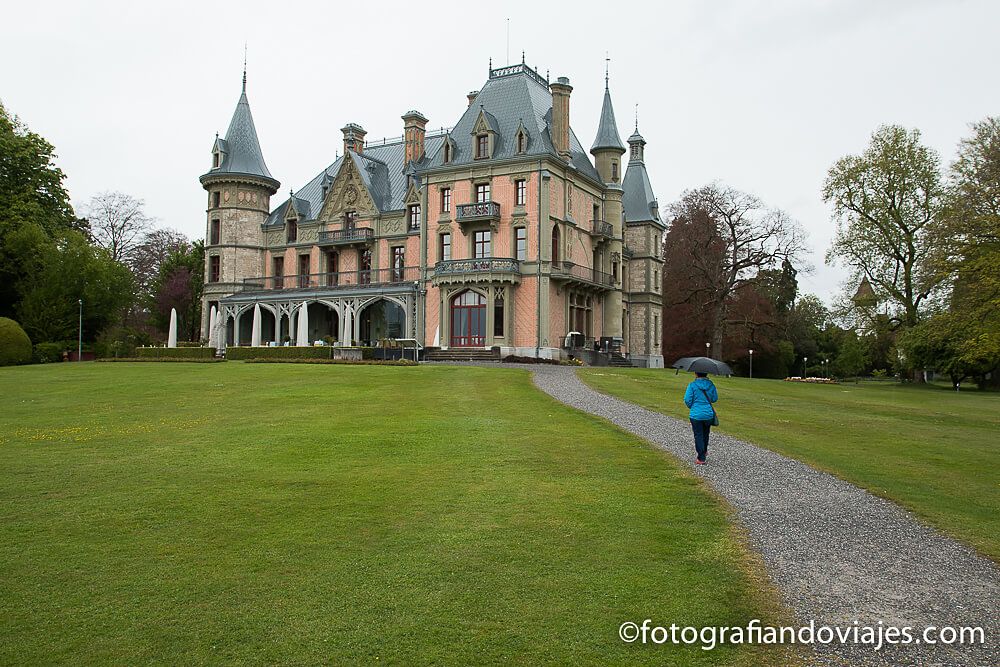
[225,346,334,361]
[97,357,225,363]
[0,318,32,366]
[502,355,559,365]
[95,326,153,359]
[32,342,65,364]
[244,358,417,366]
[136,347,216,359]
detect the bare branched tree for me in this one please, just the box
[82,191,153,264]
[665,183,808,359]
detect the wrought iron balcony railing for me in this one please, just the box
[434,257,520,277]
[592,219,614,238]
[456,201,501,223]
[317,227,374,245]
[242,266,419,292]
[550,261,616,287]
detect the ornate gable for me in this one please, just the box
[403,182,421,206]
[317,157,377,222]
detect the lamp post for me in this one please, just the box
[825,358,829,379]
[77,299,83,362]
[749,349,754,379]
[803,356,808,378]
[705,341,711,359]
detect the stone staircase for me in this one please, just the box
[607,353,633,368]
[423,347,500,363]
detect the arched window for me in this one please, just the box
[451,290,487,347]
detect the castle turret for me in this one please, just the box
[199,71,279,340]
[622,124,666,368]
[591,78,627,340]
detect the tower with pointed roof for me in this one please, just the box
[199,71,280,339]
[590,74,627,343]
[621,125,666,367]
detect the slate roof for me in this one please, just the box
[424,65,602,183]
[622,127,663,227]
[202,81,278,189]
[591,86,626,153]
[264,135,445,226]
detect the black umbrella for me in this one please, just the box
[671,356,734,376]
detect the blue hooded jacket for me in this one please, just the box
[684,377,718,421]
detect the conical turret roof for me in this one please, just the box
[591,86,625,153]
[202,76,278,191]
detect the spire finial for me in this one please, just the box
[242,43,247,93]
[605,52,610,90]
[635,103,639,131]
[489,56,492,72]
[522,50,525,65]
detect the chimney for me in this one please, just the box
[402,110,428,164]
[341,123,366,154]
[549,76,572,159]
[467,90,479,107]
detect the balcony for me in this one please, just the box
[432,257,521,286]
[317,227,374,246]
[550,261,616,291]
[592,219,614,240]
[456,201,501,226]
[241,266,419,293]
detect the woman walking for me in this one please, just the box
[684,371,718,465]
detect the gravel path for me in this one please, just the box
[529,365,998,667]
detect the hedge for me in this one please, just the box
[0,318,32,366]
[225,346,374,361]
[137,347,216,359]
[33,342,66,364]
[244,358,417,366]
[98,357,225,363]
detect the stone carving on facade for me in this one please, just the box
[318,157,377,222]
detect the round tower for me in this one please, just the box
[199,73,280,341]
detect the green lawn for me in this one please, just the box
[579,369,1000,562]
[0,363,797,666]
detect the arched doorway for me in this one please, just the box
[451,290,486,347]
[358,299,406,346]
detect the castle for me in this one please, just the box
[200,59,664,366]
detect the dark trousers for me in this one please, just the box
[690,419,712,461]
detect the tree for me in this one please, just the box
[665,184,807,358]
[824,125,945,332]
[0,102,76,317]
[16,231,133,343]
[149,241,205,342]
[82,191,153,264]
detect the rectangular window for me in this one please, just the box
[475,183,490,203]
[212,191,220,208]
[344,211,357,228]
[210,219,220,245]
[441,188,451,213]
[593,204,600,223]
[359,248,371,285]
[408,204,421,231]
[493,298,504,337]
[612,162,618,181]
[213,153,220,168]
[327,252,338,286]
[476,134,488,159]
[515,179,526,206]
[209,255,220,282]
[287,220,298,243]
[273,256,284,289]
[392,246,405,282]
[298,254,310,287]
[654,315,659,344]
[474,230,491,259]
[515,227,527,261]
[440,233,451,262]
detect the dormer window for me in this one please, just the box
[514,122,529,154]
[408,204,421,231]
[212,151,221,168]
[287,219,298,243]
[443,142,452,163]
[517,133,525,153]
[476,134,489,159]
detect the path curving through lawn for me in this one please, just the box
[532,365,999,667]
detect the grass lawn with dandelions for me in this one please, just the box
[0,362,800,666]
[579,368,1000,562]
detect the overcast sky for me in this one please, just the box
[2,0,997,302]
